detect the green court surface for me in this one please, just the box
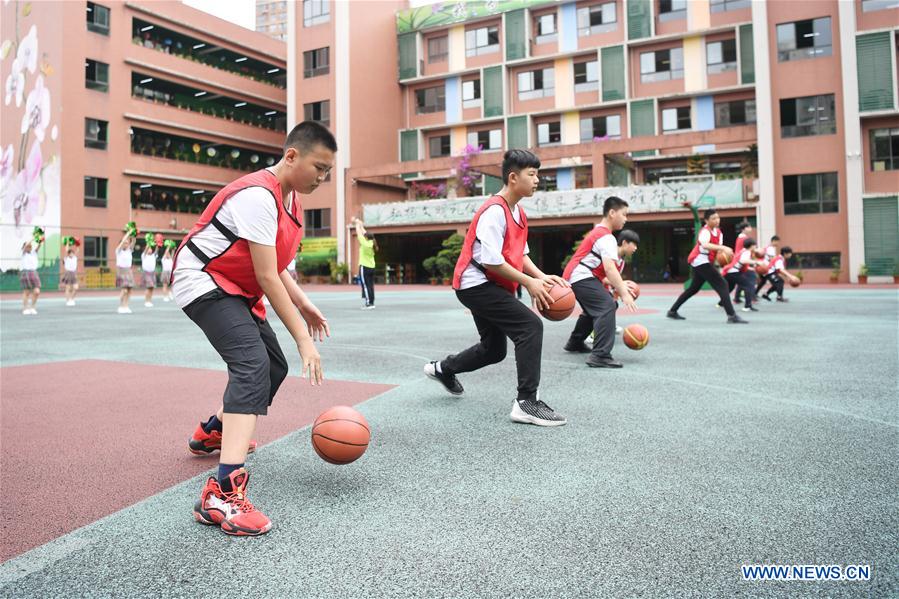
[1,285,897,597]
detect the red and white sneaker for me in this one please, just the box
[188,423,257,455]
[193,468,272,536]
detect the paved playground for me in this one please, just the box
[1,284,897,597]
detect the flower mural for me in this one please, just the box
[1,0,61,273]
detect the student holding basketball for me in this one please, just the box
[562,198,638,368]
[722,237,760,312]
[761,246,798,302]
[667,208,748,324]
[171,122,333,536]
[424,149,569,427]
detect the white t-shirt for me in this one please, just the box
[64,255,78,272]
[286,257,296,272]
[172,185,286,308]
[690,228,718,267]
[142,252,157,273]
[115,248,133,268]
[21,250,38,271]
[767,255,784,275]
[569,231,619,284]
[765,245,777,259]
[161,257,174,273]
[458,204,529,290]
[726,249,752,274]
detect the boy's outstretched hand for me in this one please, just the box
[299,302,330,342]
[298,338,323,385]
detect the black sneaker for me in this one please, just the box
[727,315,749,324]
[423,361,464,395]
[563,340,592,353]
[510,398,567,427]
[586,357,623,368]
[747,305,759,312]
[761,294,772,302]
[667,310,686,320]
[776,297,789,303]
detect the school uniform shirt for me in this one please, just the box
[765,245,777,260]
[64,255,78,272]
[690,227,718,267]
[726,249,753,274]
[115,249,133,269]
[21,250,39,271]
[767,255,786,276]
[458,203,529,290]
[142,252,158,273]
[568,232,619,285]
[172,185,287,309]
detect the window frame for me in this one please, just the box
[579,114,622,142]
[303,0,330,27]
[780,94,836,138]
[462,79,481,109]
[415,85,446,114]
[776,17,832,62]
[662,106,691,132]
[534,12,558,45]
[84,176,108,208]
[870,127,899,171]
[427,35,448,63]
[783,172,839,215]
[83,235,108,267]
[428,134,451,158]
[84,117,108,150]
[706,39,737,74]
[85,59,109,92]
[709,0,751,12]
[536,121,562,146]
[303,47,330,78]
[574,60,599,93]
[517,67,555,100]
[303,100,331,127]
[577,2,617,36]
[658,0,687,21]
[86,2,110,35]
[467,128,503,151]
[303,208,332,238]
[465,25,500,57]
[714,99,756,127]
[640,47,683,82]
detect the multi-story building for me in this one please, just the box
[1,0,287,287]
[340,0,898,284]
[257,0,288,41]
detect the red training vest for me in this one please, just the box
[767,255,784,275]
[563,225,619,283]
[687,226,721,266]
[170,169,303,320]
[452,195,528,294]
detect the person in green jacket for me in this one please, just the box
[352,217,378,309]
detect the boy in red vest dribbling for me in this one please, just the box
[170,122,333,536]
[424,149,570,427]
[562,197,638,368]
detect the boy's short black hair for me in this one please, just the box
[743,237,757,249]
[703,208,718,221]
[502,149,541,183]
[782,246,793,254]
[285,121,337,154]
[603,196,629,216]
[736,221,751,233]
[771,235,780,242]
[618,229,640,246]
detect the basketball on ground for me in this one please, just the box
[311,406,370,465]
[623,324,649,350]
[539,284,575,321]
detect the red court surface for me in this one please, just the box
[0,360,394,562]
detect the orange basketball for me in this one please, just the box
[311,405,370,465]
[622,324,649,350]
[716,250,732,267]
[789,277,801,288]
[613,280,640,301]
[539,284,575,321]
[755,262,770,276]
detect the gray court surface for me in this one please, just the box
[1,286,897,598]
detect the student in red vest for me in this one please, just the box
[761,246,798,302]
[667,208,748,323]
[561,198,638,368]
[730,221,756,306]
[424,149,569,427]
[755,234,780,298]
[170,122,333,536]
[722,237,760,312]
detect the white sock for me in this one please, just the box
[435,361,443,374]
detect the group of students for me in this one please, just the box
[111,233,176,313]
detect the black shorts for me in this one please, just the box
[183,289,289,415]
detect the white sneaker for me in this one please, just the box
[117,307,132,314]
[144,302,154,308]
[615,326,623,335]
[23,308,35,316]
[163,296,170,302]
[66,300,76,307]
[741,306,751,312]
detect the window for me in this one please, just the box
[428,36,448,63]
[580,115,622,141]
[577,3,616,36]
[575,166,594,188]
[86,2,110,34]
[776,17,832,62]
[467,128,502,151]
[303,100,330,127]
[303,47,329,78]
[518,67,554,100]
[465,26,499,57]
[534,13,557,44]
[707,39,737,74]
[710,0,751,12]
[662,106,691,132]
[303,0,329,27]
[644,165,688,184]
[574,60,599,93]
[415,86,445,114]
[462,79,481,108]
[84,177,108,208]
[659,0,686,21]
[862,0,899,12]
[870,127,899,171]
[84,118,108,149]
[715,99,756,127]
[83,236,108,267]
[537,170,558,191]
[429,135,450,158]
[537,121,561,146]
[785,252,841,269]
[640,47,683,82]
[710,161,742,178]
[783,172,838,214]
[304,208,331,237]
[780,94,836,138]
[85,59,109,92]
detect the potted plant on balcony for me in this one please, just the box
[830,257,841,283]
[858,264,868,284]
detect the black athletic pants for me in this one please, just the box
[567,277,617,360]
[725,272,753,309]
[359,265,375,306]
[441,282,542,402]
[670,263,736,317]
